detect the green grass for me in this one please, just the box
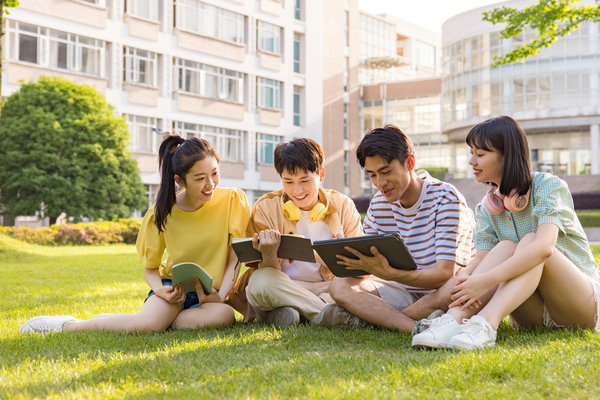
[2,234,600,399]
[577,210,600,228]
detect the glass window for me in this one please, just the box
[176,0,245,44]
[293,86,302,126]
[174,58,244,103]
[126,0,158,21]
[293,33,302,73]
[8,22,105,76]
[127,115,158,153]
[124,47,157,86]
[295,0,302,20]
[257,133,282,164]
[415,40,435,69]
[257,77,281,109]
[173,121,245,162]
[257,21,282,54]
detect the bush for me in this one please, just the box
[422,167,449,181]
[352,196,372,214]
[576,210,600,228]
[572,191,600,210]
[0,219,141,246]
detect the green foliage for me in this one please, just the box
[0,219,141,245]
[1,237,600,398]
[422,166,449,181]
[483,0,600,65]
[576,210,600,227]
[0,76,147,223]
[3,1,20,11]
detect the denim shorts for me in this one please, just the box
[145,279,202,310]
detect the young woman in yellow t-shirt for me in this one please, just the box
[19,135,250,334]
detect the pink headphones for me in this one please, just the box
[483,185,530,214]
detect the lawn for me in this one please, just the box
[2,234,600,399]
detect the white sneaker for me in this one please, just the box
[447,315,497,350]
[411,313,460,348]
[18,316,78,334]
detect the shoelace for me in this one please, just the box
[458,318,487,337]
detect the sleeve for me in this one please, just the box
[135,207,166,270]
[531,173,566,233]
[362,205,378,235]
[434,194,474,266]
[340,195,364,238]
[473,202,499,252]
[244,197,274,269]
[228,188,251,245]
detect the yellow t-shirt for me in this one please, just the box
[136,187,250,289]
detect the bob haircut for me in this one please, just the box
[356,125,414,168]
[273,138,324,175]
[466,115,531,196]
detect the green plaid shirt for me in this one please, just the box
[474,172,599,278]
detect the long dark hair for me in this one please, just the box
[466,115,531,196]
[155,135,220,232]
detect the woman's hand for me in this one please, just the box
[449,274,494,309]
[154,283,186,304]
[193,278,223,303]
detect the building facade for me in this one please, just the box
[2,0,336,209]
[442,0,600,178]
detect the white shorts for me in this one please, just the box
[509,276,600,331]
[366,276,426,311]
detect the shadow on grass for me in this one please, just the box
[3,322,600,398]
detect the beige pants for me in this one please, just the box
[246,267,332,322]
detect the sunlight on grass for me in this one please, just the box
[2,235,600,399]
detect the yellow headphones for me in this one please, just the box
[280,190,329,222]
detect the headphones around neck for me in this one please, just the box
[483,185,530,214]
[280,190,329,222]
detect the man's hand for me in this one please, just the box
[252,229,281,269]
[336,246,397,280]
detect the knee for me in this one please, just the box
[329,277,355,305]
[212,304,236,327]
[247,267,282,299]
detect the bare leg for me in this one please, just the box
[480,245,597,330]
[62,295,181,333]
[171,303,235,329]
[329,277,415,332]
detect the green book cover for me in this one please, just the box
[171,262,213,295]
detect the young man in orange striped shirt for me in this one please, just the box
[315,125,475,332]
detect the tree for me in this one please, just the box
[0,76,147,225]
[483,0,600,66]
[0,0,20,118]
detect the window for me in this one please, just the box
[257,133,282,164]
[293,33,302,73]
[344,151,350,187]
[127,115,158,153]
[126,0,158,21]
[415,40,435,69]
[294,0,302,20]
[175,58,244,103]
[293,86,302,126]
[257,77,281,109]
[173,121,245,162]
[124,47,157,86]
[175,0,245,44]
[257,21,282,55]
[7,22,105,76]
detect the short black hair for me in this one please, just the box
[356,125,415,168]
[466,115,531,196]
[274,138,324,175]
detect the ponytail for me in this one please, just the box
[154,134,220,232]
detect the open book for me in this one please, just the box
[231,235,316,264]
[171,262,213,295]
[312,233,417,277]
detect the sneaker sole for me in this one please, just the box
[447,341,495,350]
[411,337,449,349]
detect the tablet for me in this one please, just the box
[312,233,417,277]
